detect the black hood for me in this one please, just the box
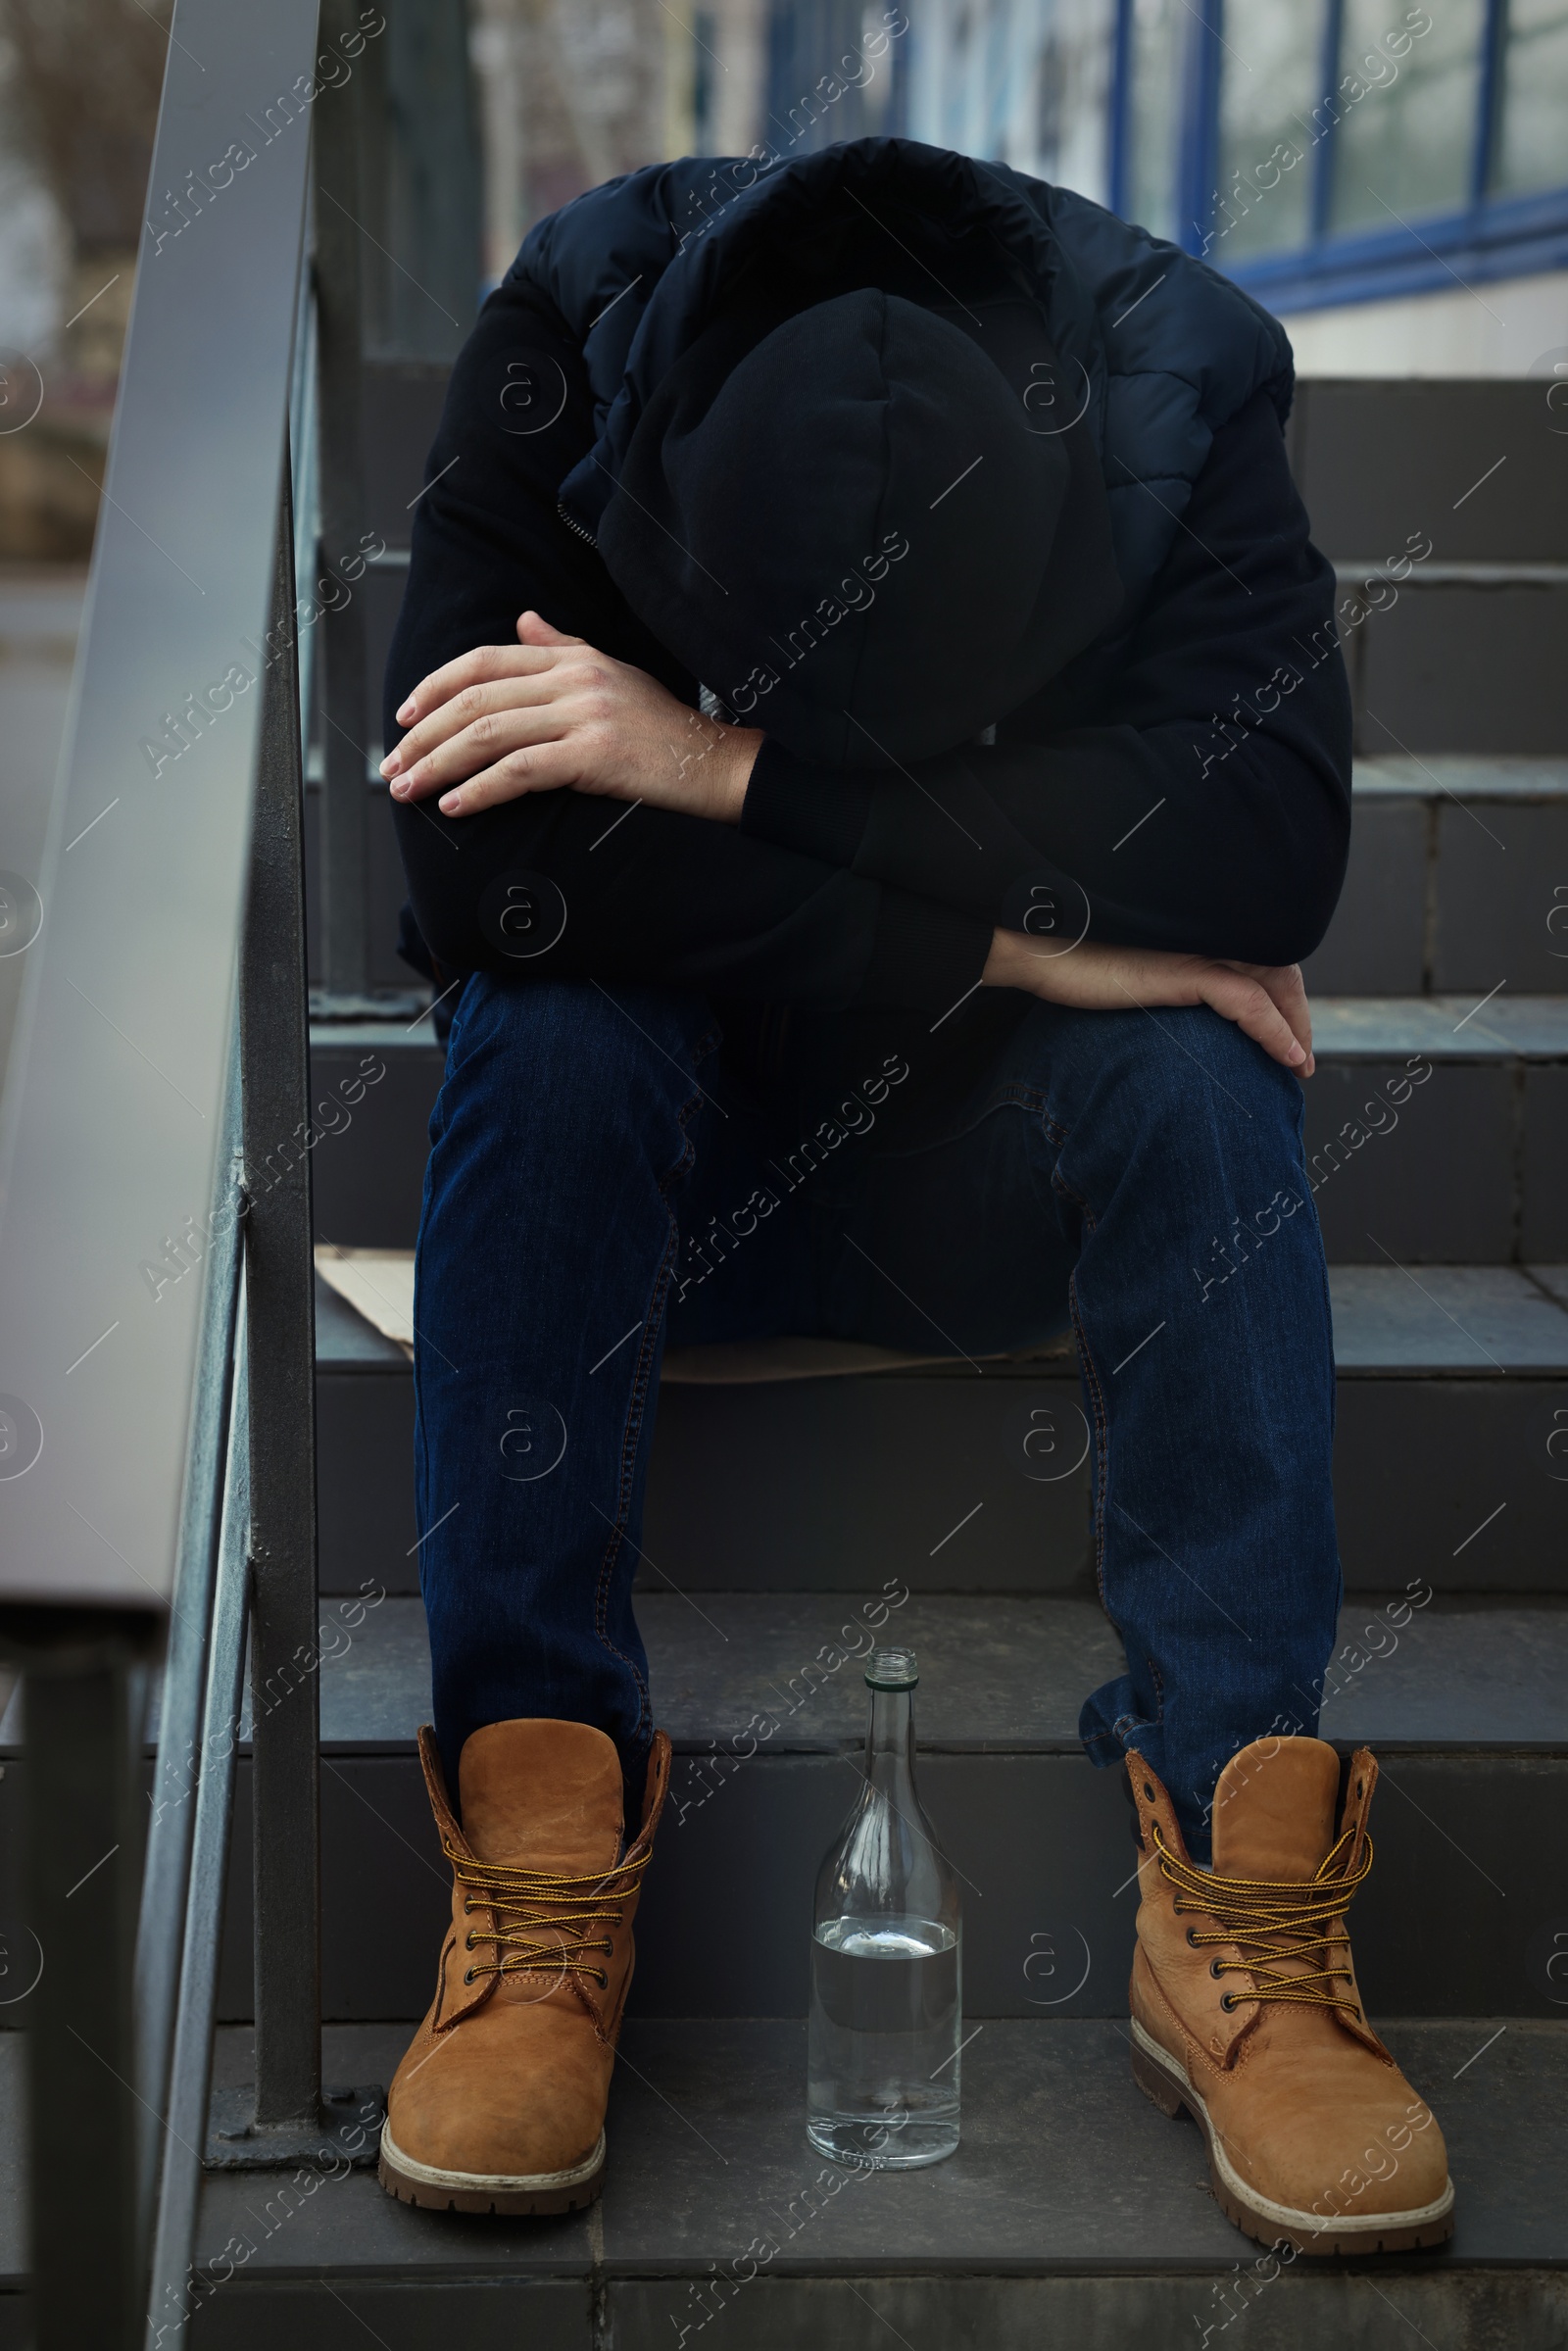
[599,282,1122,766]
[520,138,1295,758]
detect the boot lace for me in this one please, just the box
[1152,1822,1374,2017]
[445,1838,652,1990]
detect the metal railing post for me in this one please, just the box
[133,1076,245,2250]
[241,465,324,2133]
[314,0,372,1002]
[143,1305,251,2351]
[10,1608,156,2351]
[204,465,382,2173]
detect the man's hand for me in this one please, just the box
[982,929,1315,1075]
[381,612,763,824]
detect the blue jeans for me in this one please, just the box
[414,976,1341,1859]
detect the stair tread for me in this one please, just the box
[174,2018,1568,2280]
[1311,997,1568,1055]
[311,992,1568,1068]
[222,1593,1568,1754]
[1351,754,1568,799]
[315,1264,1568,1378]
[315,1270,408,1365]
[1326,1264,1568,1370]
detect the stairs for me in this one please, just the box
[222,379,1568,2338]
[255,378,1568,2344]
[15,377,1563,2341]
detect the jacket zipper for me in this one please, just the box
[557,500,598,547]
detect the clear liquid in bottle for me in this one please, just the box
[807,1647,961,2168]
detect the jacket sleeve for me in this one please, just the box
[738,389,1354,968]
[383,277,993,1014]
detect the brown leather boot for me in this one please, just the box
[1126,1738,1454,2255]
[378,1717,671,2214]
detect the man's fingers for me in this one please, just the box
[1245,962,1314,1074]
[1200,971,1307,1070]
[430,738,580,816]
[384,673,572,778]
[516,610,584,647]
[389,705,574,799]
[393,641,563,728]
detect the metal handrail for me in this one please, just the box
[132,1081,245,2261]
[144,1293,252,2351]
[0,4,331,2345]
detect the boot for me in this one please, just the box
[1125,1737,1454,2255]
[378,1717,671,2215]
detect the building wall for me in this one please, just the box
[1281,271,1568,377]
[900,0,1568,377]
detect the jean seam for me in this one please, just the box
[591,1072,709,1760]
[870,1078,1051,1163]
[1046,1115,1112,1618]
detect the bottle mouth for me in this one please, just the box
[865,1645,918,1690]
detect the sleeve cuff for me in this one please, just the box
[739,739,875,868]
[853,888,994,1013]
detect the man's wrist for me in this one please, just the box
[981,926,1022,988]
[710,724,764,823]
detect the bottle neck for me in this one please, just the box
[863,1685,916,1800]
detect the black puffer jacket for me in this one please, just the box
[385,138,1350,1090]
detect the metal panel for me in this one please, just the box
[0,0,321,1607]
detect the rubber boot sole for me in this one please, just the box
[377,2121,606,2216]
[1129,2018,1455,2257]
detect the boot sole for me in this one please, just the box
[377,2122,606,2216]
[1129,2019,1456,2257]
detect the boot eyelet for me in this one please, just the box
[463,1968,476,1984]
[1186,1928,1200,1947]
[1209,1958,1225,1980]
[1142,1782,1155,1803]
[596,1971,609,1988]
[465,1931,476,1950]
[1220,1992,1239,2012]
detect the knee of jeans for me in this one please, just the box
[450,975,711,1107]
[1082,1004,1299,1145]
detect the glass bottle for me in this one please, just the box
[807,1645,962,2168]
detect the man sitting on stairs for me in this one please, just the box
[371,135,1454,2252]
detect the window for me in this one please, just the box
[904,0,1568,305]
[1214,0,1326,258]
[1032,0,1114,196]
[1494,0,1568,193]
[1124,0,1187,239]
[1329,1,1485,233]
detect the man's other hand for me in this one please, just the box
[381,612,763,824]
[982,930,1315,1075]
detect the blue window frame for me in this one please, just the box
[1107,0,1568,309]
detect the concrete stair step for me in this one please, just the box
[116,1588,1565,2026]
[1338,574,1566,759]
[1303,759,1568,998]
[1302,998,1567,1261]
[1,2017,1557,2344]
[138,2017,1567,2347]
[5,1615,1554,2030]
[308,985,1568,1262]
[314,1268,1568,1598]
[1289,380,1568,565]
[260,1592,1568,1755]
